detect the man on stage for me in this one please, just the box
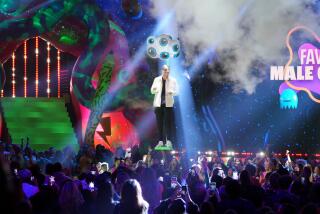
[151,64,178,149]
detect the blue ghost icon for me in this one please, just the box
[280,89,298,109]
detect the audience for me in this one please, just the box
[1,141,320,214]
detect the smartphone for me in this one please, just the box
[125,148,132,158]
[49,176,55,186]
[89,182,95,191]
[142,155,147,162]
[180,178,186,186]
[210,182,216,191]
[91,171,96,175]
[218,169,225,178]
[14,169,18,175]
[197,156,202,164]
[171,176,178,188]
[158,176,164,182]
[232,171,239,180]
[181,185,188,195]
[190,169,196,176]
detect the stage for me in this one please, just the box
[0,0,319,155]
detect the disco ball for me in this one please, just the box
[146,34,180,60]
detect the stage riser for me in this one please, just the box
[1,98,79,151]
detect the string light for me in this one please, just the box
[57,50,61,98]
[35,37,39,97]
[24,40,27,97]
[5,38,62,98]
[47,42,51,98]
[12,52,15,98]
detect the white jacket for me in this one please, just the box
[151,76,178,107]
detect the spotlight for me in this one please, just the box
[227,151,235,156]
[170,150,176,155]
[197,151,201,155]
[258,152,265,157]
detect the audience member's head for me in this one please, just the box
[269,172,280,190]
[309,183,320,203]
[167,198,186,214]
[52,162,63,173]
[120,179,149,213]
[277,203,297,214]
[245,164,257,177]
[290,180,303,196]
[300,203,319,214]
[278,175,292,191]
[200,201,215,214]
[303,165,312,182]
[225,179,241,199]
[115,171,130,194]
[97,181,113,202]
[59,180,84,214]
[240,170,251,186]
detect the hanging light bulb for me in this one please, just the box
[24,40,28,97]
[35,37,39,97]
[12,52,15,98]
[57,50,61,98]
[47,41,51,98]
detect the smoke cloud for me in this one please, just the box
[149,0,320,93]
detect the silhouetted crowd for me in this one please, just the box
[1,142,320,214]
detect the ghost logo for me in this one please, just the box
[280,89,298,109]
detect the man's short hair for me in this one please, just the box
[162,64,170,70]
